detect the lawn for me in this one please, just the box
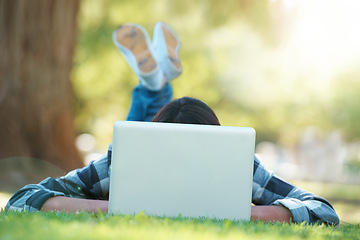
[0,210,359,240]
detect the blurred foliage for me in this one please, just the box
[71,0,360,150]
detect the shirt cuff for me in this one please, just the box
[26,190,65,211]
[272,198,309,223]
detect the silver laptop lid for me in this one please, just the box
[109,121,255,221]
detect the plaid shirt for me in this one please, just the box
[6,144,339,225]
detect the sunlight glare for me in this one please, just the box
[219,0,360,106]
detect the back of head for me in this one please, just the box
[152,97,220,126]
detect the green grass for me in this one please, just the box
[0,210,359,240]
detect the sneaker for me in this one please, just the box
[152,22,182,82]
[113,23,164,90]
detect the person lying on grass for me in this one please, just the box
[6,22,340,226]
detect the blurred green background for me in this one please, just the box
[72,0,360,153]
[1,0,360,224]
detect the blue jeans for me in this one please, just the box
[126,83,173,122]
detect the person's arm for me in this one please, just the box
[6,150,111,212]
[42,196,108,213]
[251,205,293,223]
[251,155,340,225]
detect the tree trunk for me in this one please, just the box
[0,0,84,172]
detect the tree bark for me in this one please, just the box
[0,0,84,171]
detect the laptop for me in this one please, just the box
[108,121,255,221]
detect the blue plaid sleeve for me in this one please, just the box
[6,151,111,212]
[252,155,340,225]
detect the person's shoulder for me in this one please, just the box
[253,154,262,173]
[88,144,112,167]
[89,152,111,172]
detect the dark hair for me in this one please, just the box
[152,97,220,126]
